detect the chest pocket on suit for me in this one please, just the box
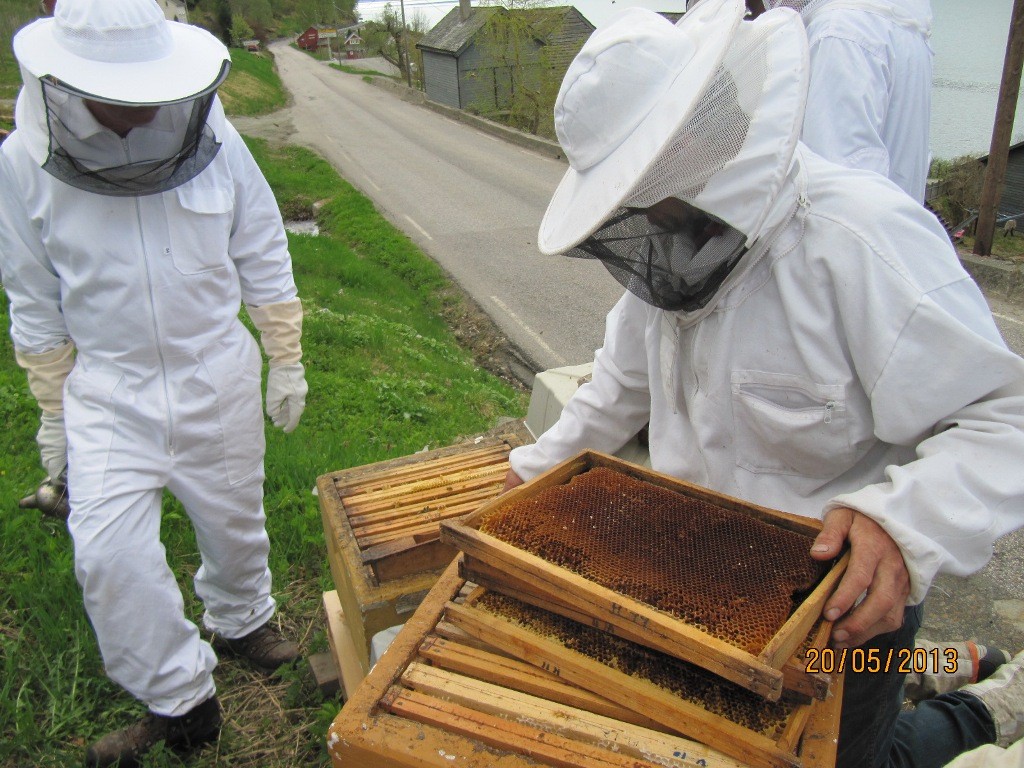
[731,371,855,478]
[168,185,233,274]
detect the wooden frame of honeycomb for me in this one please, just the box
[327,559,845,768]
[459,553,833,703]
[447,587,818,768]
[440,451,850,701]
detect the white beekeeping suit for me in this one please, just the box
[762,0,934,201]
[0,0,308,764]
[520,0,1023,609]
[509,3,1024,764]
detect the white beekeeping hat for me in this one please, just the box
[538,0,809,255]
[14,0,230,105]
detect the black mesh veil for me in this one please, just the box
[566,207,747,312]
[38,62,228,197]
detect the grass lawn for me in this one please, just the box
[219,50,289,117]
[957,232,1024,264]
[0,138,527,767]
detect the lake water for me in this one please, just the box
[357,0,1021,160]
[930,0,1021,160]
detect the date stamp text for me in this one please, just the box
[804,647,959,674]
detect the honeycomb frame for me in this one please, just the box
[446,587,814,768]
[441,451,849,701]
[327,559,845,768]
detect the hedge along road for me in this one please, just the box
[265,41,624,383]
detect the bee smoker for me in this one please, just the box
[19,471,70,521]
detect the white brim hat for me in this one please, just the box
[538,0,745,256]
[13,0,230,105]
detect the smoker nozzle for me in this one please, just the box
[19,476,70,521]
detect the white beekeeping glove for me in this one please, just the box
[16,341,75,478]
[247,298,307,433]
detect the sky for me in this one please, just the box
[355,0,687,29]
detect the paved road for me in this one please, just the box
[268,44,1024,366]
[267,42,623,379]
[260,44,1024,654]
[989,294,1024,355]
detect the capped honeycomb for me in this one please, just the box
[479,467,828,653]
[474,591,800,739]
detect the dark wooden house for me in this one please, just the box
[416,1,594,114]
[980,140,1024,227]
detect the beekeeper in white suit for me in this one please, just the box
[753,0,934,202]
[504,2,1024,766]
[0,0,307,764]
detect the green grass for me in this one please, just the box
[956,231,1024,262]
[0,139,526,768]
[0,55,20,104]
[218,49,288,117]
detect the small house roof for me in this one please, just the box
[416,5,587,56]
[416,6,501,55]
[979,140,1024,164]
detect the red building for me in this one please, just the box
[297,26,324,51]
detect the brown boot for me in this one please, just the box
[212,622,299,673]
[84,696,221,768]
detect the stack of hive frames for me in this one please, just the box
[441,451,849,701]
[317,432,527,680]
[327,560,845,768]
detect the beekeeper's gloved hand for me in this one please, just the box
[16,341,75,478]
[247,298,307,433]
[38,412,69,479]
[266,363,307,432]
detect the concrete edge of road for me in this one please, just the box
[366,76,1024,305]
[959,251,1024,303]
[366,76,566,162]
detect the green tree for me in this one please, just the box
[294,0,331,25]
[474,0,565,137]
[929,156,986,232]
[230,12,254,44]
[236,0,273,39]
[361,3,425,85]
[214,0,233,45]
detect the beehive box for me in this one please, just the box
[317,432,527,677]
[441,451,849,701]
[327,559,844,768]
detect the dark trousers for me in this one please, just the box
[837,604,997,768]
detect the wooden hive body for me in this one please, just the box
[317,432,526,684]
[327,560,844,768]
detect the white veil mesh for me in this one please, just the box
[624,19,773,216]
[563,12,807,313]
[38,66,227,196]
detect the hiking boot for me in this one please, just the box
[212,622,299,673]
[959,649,1024,748]
[904,640,1012,702]
[84,696,221,768]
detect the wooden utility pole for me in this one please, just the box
[399,0,412,88]
[975,0,1024,256]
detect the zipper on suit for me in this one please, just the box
[127,138,176,456]
[824,400,836,424]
